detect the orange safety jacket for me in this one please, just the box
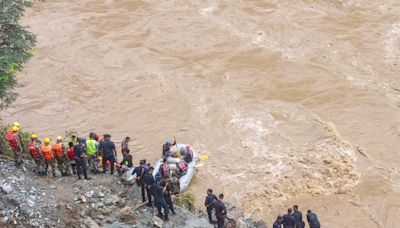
[41,145,54,160]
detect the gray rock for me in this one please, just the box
[85,190,94,198]
[104,198,113,206]
[1,184,13,194]
[27,199,35,207]
[97,192,105,198]
[153,216,163,228]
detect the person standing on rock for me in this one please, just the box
[292,205,304,228]
[28,134,44,175]
[121,136,130,153]
[273,215,284,228]
[6,126,24,167]
[161,176,176,215]
[212,193,227,228]
[52,136,70,176]
[143,166,155,206]
[283,208,296,228]
[205,188,217,224]
[86,132,99,174]
[41,138,56,177]
[98,134,117,175]
[133,160,148,202]
[74,137,90,180]
[67,142,76,175]
[306,210,320,228]
[152,177,169,221]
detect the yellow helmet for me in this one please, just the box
[44,138,50,143]
[56,136,62,141]
[12,126,19,132]
[13,122,20,127]
[31,134,37,139]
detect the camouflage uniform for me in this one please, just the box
[45,159,56,177]
[169,176,180,195]
[56,156,71,176]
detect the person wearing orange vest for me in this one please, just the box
[41,138,56,177]
[28,134,45,175]
[52,136,70,176]
[6,125,23,167]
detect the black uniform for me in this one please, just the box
[99,139,116,174]
[282,213,295,228]
[143,172,155,205]
[293,210,304,228]
[152,182,169,220]
[161,180,176,214]
[133,166,147,202]
[212,199,227,228]
[273,220,283,228]
[73,144,88,179]
[307,212,320,228]
[205,194,217,223]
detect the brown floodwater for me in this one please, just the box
[2,0,400,227]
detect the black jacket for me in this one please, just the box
[152,183,166,204]
[205,194,217,208]
[143,172,155,186]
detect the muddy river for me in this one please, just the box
[2,0,400,227]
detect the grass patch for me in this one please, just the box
[173,192,196,212]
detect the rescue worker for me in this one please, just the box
[133,160,148,203]
[143,166,155,206]
[41,138,56,177]
[306,210,320,228]
[161,176,176,215]
[74,137,90,180]
[183,144,193,163]
[52,136,70,176]
[28,134,44,175]
[121,136,130,153]
[162,139,175,158]
[70,135,78,145]
[177,160,188,176]
[67,142,76,175]
[283,208,296,228]
[159,158,170,178]
[292,205,304,228]
[118,149,133,175]
[7,126,23,167]
[212,194,227,228]
[169,172,180,195]
[98,134,117,175]
[273,215,284,228]
[205,188,217,224]
[152,177,169,221]
[86,132,99,174]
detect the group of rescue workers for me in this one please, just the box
[272,206,321,228]
[5,122,319,227]
[5,122,127,179]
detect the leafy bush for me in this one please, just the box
[173,192,196,212]
[0,0,36,110]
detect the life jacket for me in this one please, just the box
[28,141,40,157]
[52,143,64,157]
[41,145,54,160]
[7,131,18,148]
[177,161,188,172]
[67,148,75,160]
[86,139,97,155]
[162,163,170,176]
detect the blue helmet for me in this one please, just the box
[164,139,173,145]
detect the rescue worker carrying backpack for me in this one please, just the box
[52,136,70,176]
[86,132,99,174]
[6,125,23,167]
[41,138,56,177]
[28,134,45,175]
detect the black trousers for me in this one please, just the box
[145,185,153,204]
[164,195,175,214]
[102,154,115,174]
[217,216,225,228]
[75,157,88,179]
[207,207,213,223]
[156,201,169,220]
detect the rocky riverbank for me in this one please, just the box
[0,156,265,228]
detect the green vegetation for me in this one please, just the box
[174,192,196,212]
[0,0,36,110]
